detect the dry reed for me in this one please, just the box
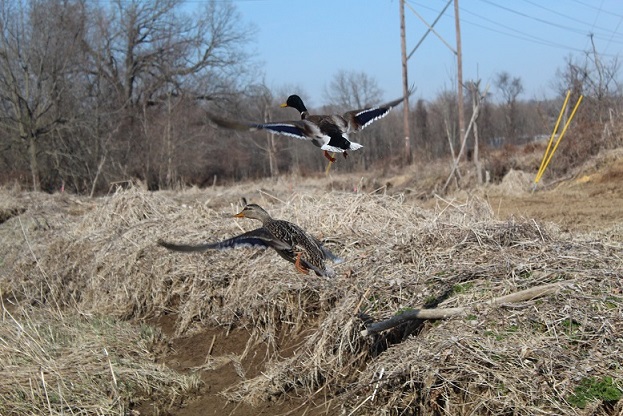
[0,177,621,415]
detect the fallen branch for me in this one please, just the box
[361,281,571,336]
[360,307,464,336]
[487,282,565,306]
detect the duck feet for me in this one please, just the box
[323,150,336,163]
[343,151,349,159]
[294,252,309,275]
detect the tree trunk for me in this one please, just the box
[28,133,40,192]
[264,107,279,177]
[454,0,465,160]
[399,0,412,165]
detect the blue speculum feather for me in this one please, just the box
[254,123,306,139]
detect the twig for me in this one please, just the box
[207,334,216,356]
[347,394,372,416]
[40,368,52,414]
[353,288,371,314]
[371,367,385,401]
[104,348,119,402]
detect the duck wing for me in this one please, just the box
[158,228,291,253]
[344,94,410,132]
[251,120,322,141]
[207,112,362,153]
[206,112,321,142]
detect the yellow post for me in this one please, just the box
[537,95,583,183]
[539,95,584,179]
[535,91,570,184]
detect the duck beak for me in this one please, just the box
[280,102,288,108]
[234,211,245,218]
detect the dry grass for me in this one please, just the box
[0,302,200,415]
[1,175,622,415]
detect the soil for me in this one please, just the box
[143,155,623,416]
[489,155,623,235]
[138,315,335,416]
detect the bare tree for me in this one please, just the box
[238,84,281,177]
[555,44,621,124]
[495,71,524,143]
[324,70,383,109]
[429,89,457,160]
[466,80,488,183]
[78,0,256,188]
[0,0,86,191]
[413,99,431,159]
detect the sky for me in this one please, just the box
[203,0,623,107]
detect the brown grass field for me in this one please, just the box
[1,147,622,415]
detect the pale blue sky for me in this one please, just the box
[212,0,622,107]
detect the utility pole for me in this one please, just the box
[454,0,465,160]
[399,0,412,165]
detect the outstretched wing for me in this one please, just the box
[206,112,319,142]
[252,121,320,141]
[345,87,415,132]
[158,228,291,253]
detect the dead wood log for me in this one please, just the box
[360,281,570,336]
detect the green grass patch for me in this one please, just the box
[452,282,473,294]
[604,296,621,310]
[561,318,581,333]
[484,325,520,341]
[567,376,622,409]
[394,307,416,316]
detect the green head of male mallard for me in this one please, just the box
[159,203,341,278]
[280,95,308,116]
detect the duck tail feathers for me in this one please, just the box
[323,266,336,278]
[349,141,363,151]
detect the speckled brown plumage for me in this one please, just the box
[158,204,340,278]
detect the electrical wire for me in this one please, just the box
[406,0,622,58]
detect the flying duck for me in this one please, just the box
[206,94,409,162]
[158,204,341,278]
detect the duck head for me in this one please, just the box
[280,95,308,114]
[234,203,272,223]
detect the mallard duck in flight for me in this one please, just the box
[206,94,409,162]
[158,204,341,278]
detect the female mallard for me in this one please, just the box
[158,204,341,278]
[206,94,408,162]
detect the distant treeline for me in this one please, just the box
[0,0,620,194]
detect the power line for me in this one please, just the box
[604,15,623,55]
[570,0,623,19]
[585,0,604,51]
[520,0,623,42]
[407,0,620,57]
[460,9,595,54]
[477,0,623,44]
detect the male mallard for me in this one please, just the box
[158,204,341,278]
[206,94,408,162]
